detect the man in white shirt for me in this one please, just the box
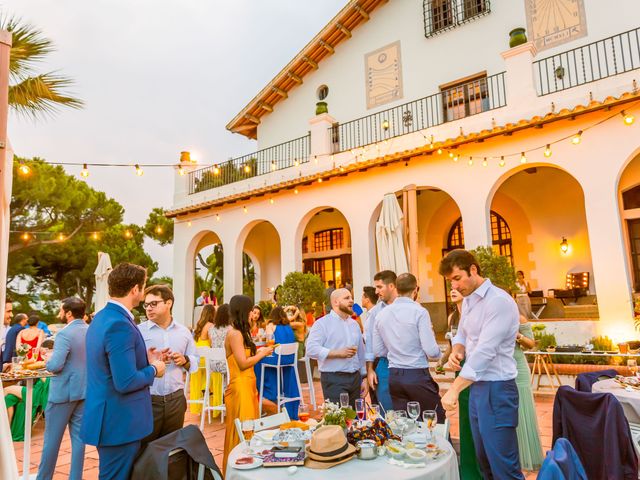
[306,288,368,408]
[373,273,444,418]
[138,284,198,447]
[439,250,523,479]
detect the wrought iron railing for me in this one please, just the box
[331,72,506,153]
[188,134,310,194]
[423,0,491,38]
[534,27,640,96]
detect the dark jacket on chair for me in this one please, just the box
[131,425,222,480]
[537,437,587,480]
[553,386,638,479]
[574,369,617,392]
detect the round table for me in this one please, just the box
[593,378,640,423]
[226,435,460,480]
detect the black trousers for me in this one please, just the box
[388,368,445,423]
[141,389,187,448]
[320,371,361,408]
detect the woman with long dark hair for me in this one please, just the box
[255,306,300,419]
[189,305,216,414]
[248,305,265,338]
[222,295,273,472]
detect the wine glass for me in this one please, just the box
[298,403,310,422]
[395,410,408,440]
[407,401,420,423]
[628,359,638,377]
[241,420,254,453]
[355,398,365,426]
[423,410,437,442]
[339,392,350,409]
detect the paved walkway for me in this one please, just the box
[13,383,552,479]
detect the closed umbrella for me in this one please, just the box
[375,193,409,274]
[94,251,112,312]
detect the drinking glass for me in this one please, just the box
[423,410,437,441]
[355,398,365,426]
[11,356,21,372]
[369,404,381,420]
[339,392,350,409]
[265,333,275,357]
[407,401,420,422]
[298,403,310,422]
[385,410,396,424]
[242,420,254,452]
[395,410,408,440]
[628,359,638,377]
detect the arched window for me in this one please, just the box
[445,211,513,264]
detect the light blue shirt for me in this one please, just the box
[306,310,366,375]
[452,279,519,382]
[372,297,441,368]
[364,301,387,362]
[138,319,198,396]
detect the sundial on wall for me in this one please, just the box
[525,0,587,51]
[365,41,403,109]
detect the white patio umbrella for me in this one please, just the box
[94,251,113,312]
[375,193,409,274]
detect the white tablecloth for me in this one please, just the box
[593,378,640,423]
[226,435,459,480]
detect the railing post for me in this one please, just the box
[174,151,199,201]
[501,41,538,105]
[309,112,336,158]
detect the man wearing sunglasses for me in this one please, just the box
[138,284,198,447]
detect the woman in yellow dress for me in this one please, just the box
[222,295,274,473]
[189,304,216,414]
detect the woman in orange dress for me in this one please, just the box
[222,295,274,473]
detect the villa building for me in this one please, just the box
[168,0,640,343]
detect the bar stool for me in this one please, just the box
[299,355,317,409]
[258,343,303,416]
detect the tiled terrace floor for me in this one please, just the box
[13,382,552,479]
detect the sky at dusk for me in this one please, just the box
[4,0,346,276]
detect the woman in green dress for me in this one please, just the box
[4,377,50,441]
[437,289,482,479]
[514,306,544,470]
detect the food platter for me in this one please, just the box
[0,368,55,381]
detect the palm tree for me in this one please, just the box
[1,15,82,117]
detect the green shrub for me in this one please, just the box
[470,246,517,293]
[278,271,325,316]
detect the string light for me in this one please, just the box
[57,233,65,241]
[571,131,583,145]
[216,214,221,222]
[91,232,99,240]
[482,157,488,167]
[243,164,251,173]
[178,165,185,176]
[269,198,275,204]
[187,221,192,227]
[429,135,435,149]
[20,232,31,241]
[453,153,459,162]
[499,156,506,167]
[382,119,390,131]
[243,206,248,214]
[520,152,527,163]
[622,111,635,125]
[294,159,299,167]
[155,225,163,234]
[448,152,454,159]
[294,188,299,194]
[271,161,276,171]
[468,158,473,166]
[18,160,31,176]
[124,229,133,239]
[544,144,552,157]
[318,178,323,183]
[213,165,220,175]
[135,164,144,176]
[339,166,345,172]
[437,148,443,155]
[80,164,89,178]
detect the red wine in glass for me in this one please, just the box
[356,410,365,421]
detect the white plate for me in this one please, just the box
[232,456,263,470]
[254,430,278,443]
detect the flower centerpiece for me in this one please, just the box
[16,343,31,359]
[320,400,356,429]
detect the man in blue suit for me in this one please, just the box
[36,297,89,480]
[80,263,166,480]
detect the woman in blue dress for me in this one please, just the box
[254,306,300,419]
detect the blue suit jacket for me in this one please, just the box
[80,302,155,446]
[46,319,88,404]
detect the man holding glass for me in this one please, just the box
[439,250,524,479]
[138,284,198,447]
[306,288,368,407]
[372,273,444,419]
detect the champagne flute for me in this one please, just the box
[355,398,365,426]
[241,420,254,453]
[423,410,437,442]
[395,410,408,440]
[628,359,638,377]
[340,392,350,409]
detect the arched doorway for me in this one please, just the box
[299,208,352,288]
[618,151,640,292]
[241,221,282,303]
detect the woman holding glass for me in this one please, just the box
[190,304,216,414]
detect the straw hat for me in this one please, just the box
[305,425,356,469]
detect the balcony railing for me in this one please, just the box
[188,134,310,194]
[534,26,640,96]
[331,72,506,153]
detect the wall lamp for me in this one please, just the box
[560,237,569,254]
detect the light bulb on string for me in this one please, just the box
[429,135,435,149]
[499,156,506,167]
[544,145,552,158]
[187,221,192,228]
[318,178,323,183]
[178,165,185,176]
[216,214,220,222]
[269,198,275,205]
[18,160,31,176]
[57,233,65,241]
[135,164,144,176]
[243,164,251,173]
[213,165,220,175]
[571,131,583,145]
[91,232,99,241]
[622,111,635,125]
[243,206,248,214]
[20,232,31,241]
[437,148,443,155]
[155,225,163,234]
[294,159,299,167]
[453,153,459,162]
[271,161,276,171]
[468,158,473,166]
[124,229,133,239]
[294,188,299,194]
[448,152,454,159]
[80,164,90,178]
[482,157,488,167]
[520,152,527,163]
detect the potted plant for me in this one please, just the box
[315,101,328,115]
[509,28,527,48]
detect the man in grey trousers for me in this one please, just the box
[36,297,89,480]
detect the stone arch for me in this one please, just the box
[237,220,282,303]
